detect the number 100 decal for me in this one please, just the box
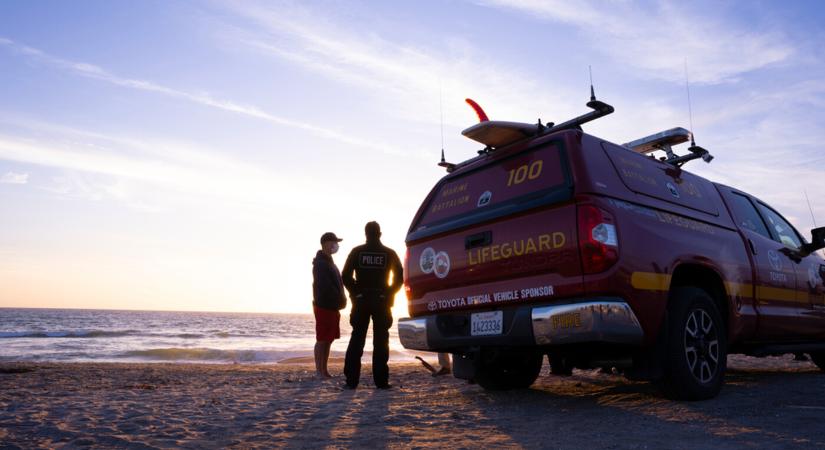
[507,160,543,186]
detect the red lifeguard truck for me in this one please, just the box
[398,91,825,400]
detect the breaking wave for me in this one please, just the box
[122,348,285,362]
[119,348,411,363]
[0,330,252,339]
[0,330,137,339]
[175,333,204,339]
[0,309,414,363]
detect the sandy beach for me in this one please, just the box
[2,355,824,449]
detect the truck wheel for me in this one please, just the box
[475,348,543,390]
[810,352,825,372]
[661,287,727,400]
[547,353,574,376]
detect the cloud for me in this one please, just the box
[1,6,820,232]
[0,36,403,156]
[476,0,794,84]
[0,171,28,184]
[0,125,328,211]
[209,1,824,232]
[216,1,582,127]
[213,1,805,150]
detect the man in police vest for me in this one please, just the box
[341,221,403,389]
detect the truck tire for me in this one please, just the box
[547,353,574,376]
[810,352,825,372]
[475,348,543,390]
[661,287,727,400]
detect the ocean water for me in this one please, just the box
[0,308,418,364]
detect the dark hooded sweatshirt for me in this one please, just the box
[312,250,346,311]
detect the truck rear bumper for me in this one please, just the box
[398,299,644,351]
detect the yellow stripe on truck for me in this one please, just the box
[631,271,808,304]
[630,272,671,291]
[755,286,803,303]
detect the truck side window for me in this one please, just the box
[756,203,803,250]
[728,193,771,239]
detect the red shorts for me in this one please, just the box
[314,305,341,342]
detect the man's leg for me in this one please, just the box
[438,353,452,370]
[435,352,452,376]
[320,341,333,377]
[314,341,328,377]
[344,303,369,387]
[372,306,393,387]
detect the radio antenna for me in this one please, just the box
[589,65,596,102]
[439,79,445,155]
[585,65,611,113]
[685,58,696,147]
[806,189,825,257]
[437,81,456,172]
[805,189,818,227]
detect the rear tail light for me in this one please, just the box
[578,204,619,274]
[404,247,412,300]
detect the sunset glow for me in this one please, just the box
[1,1,824,315]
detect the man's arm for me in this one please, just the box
[388,250,404,295]
[341,250,357,297]
[313,261,334,305]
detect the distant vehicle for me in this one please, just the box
[398,90,825,400]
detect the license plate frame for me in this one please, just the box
[470,310,503,336]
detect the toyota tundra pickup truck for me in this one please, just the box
[397,93,825,400]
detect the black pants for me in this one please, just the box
[344,294,393,387]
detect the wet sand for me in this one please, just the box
[1,354,824,449]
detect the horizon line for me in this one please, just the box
[0,306,312,315]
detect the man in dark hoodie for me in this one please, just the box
[341,221,403,389]
[312,232,346,378]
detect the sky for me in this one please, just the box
[1,0,824,315]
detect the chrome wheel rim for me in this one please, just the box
[684,308,719,384]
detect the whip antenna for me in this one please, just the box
[584,65,611,113]
[623,61,712,166]
[437,81,456,172]
[685,58,696,147]
[805,189,818,227]
[589,65,596,102]
[439,79,445,156]
[805,189,825,257]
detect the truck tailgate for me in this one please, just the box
[407,205,582,315]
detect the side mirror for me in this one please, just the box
[800,227,825,257]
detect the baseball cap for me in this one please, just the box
[320,232,343,244]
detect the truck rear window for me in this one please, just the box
[410,142,571,238]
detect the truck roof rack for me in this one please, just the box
[460,87,615,152]
[443,81,617,172]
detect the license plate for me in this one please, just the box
[471,310,503,336]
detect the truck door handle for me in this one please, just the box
[747,238,757,255]
[465,231,492,249]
